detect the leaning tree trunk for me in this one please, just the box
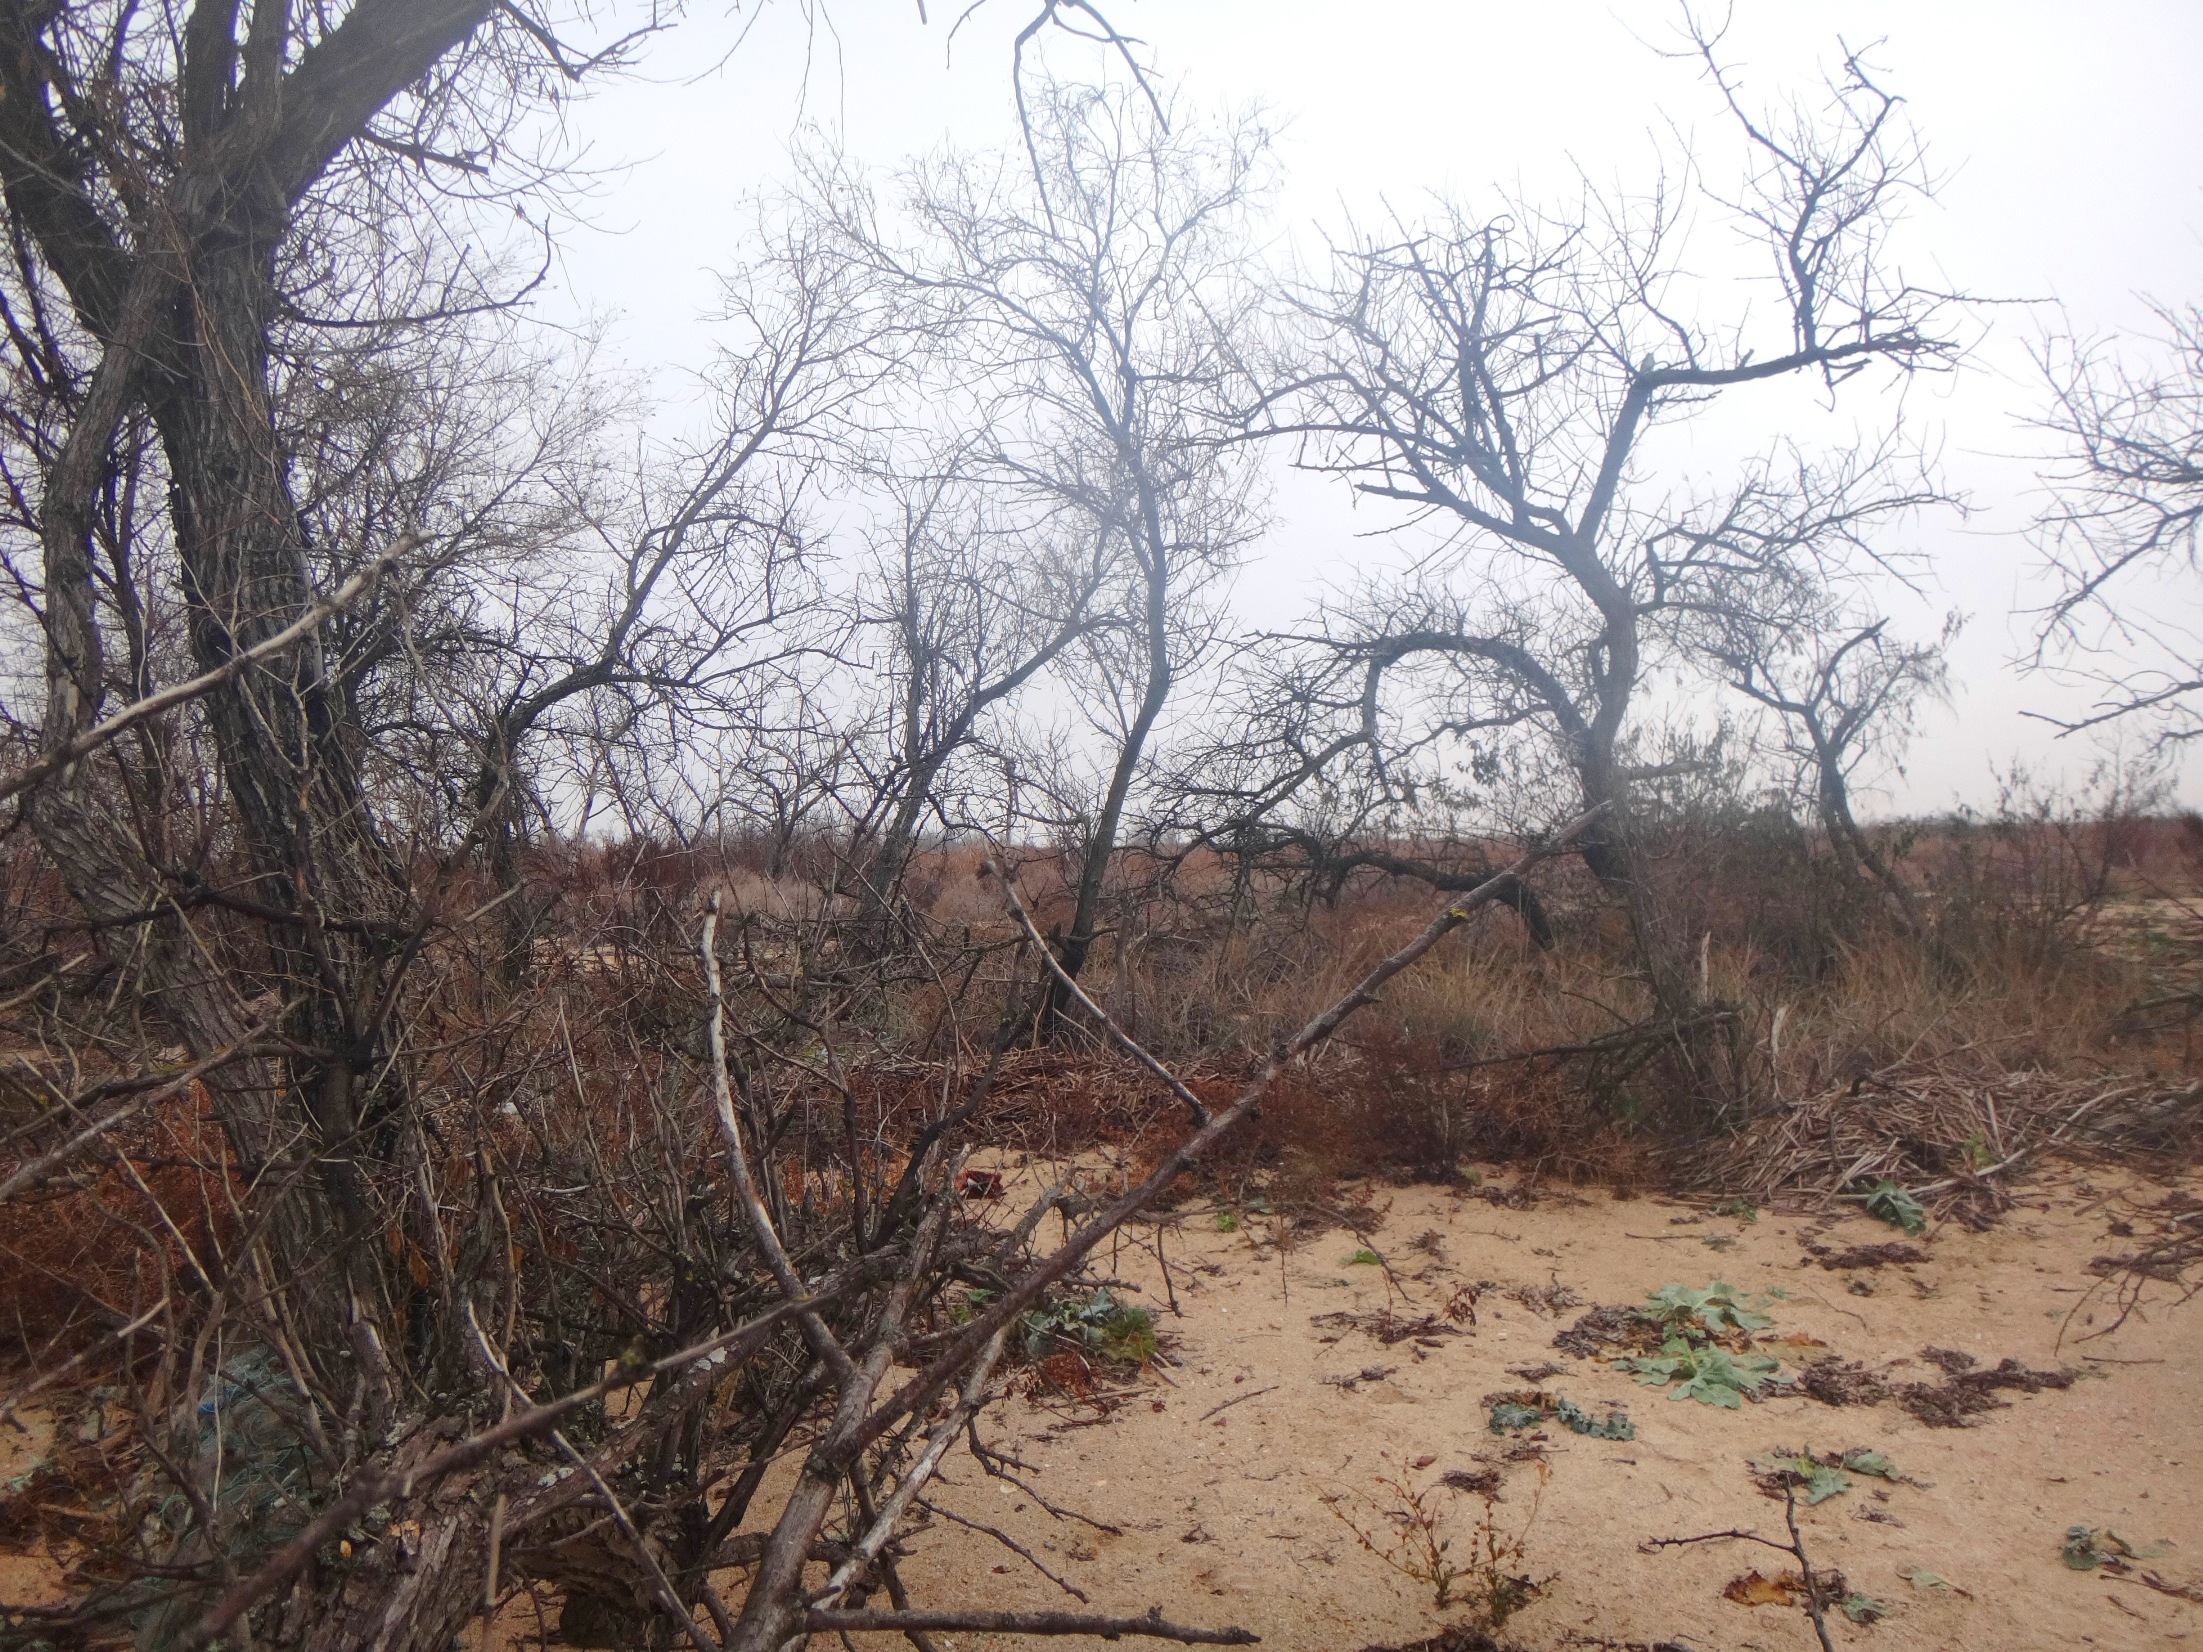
[853,745,954,956]
[155,178,411,1246]
[1816,750,1926,935]
[1564,573,1740,1121]
[1046,519,1173,1032]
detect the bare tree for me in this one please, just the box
[1246,23,1958,1026]
[816,77,1270,1015]
[440,219,911,972]
[1704,598,1957,931]
[845,452,1115,932]
[2031,299,2203,740]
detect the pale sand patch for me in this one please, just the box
[17,1167,2202,1650]
[0,1403,67,1610]
[886,1166,2202,1652]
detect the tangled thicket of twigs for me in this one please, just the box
[0,814,1592,1652]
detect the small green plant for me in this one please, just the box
[1214,1209,1239,1233]
[1839,1448,1900,1482]
[1863,1178,1928,1235]
[1713,1197,1759,1223]
[1554,1398,1634,1440]
[1345,1246,1383,1266]
[1751,1453,1850,1504]
[1021,1289,1157,1365]
[1627,1340,1788,1407]
[1962,1133,1995,1169]
[2061,1526,2168,1570]
[1839,1592,1888,1624]
[1753,1445,1906,1504]
[1098,1304,1158,1364]
[2062,1527,2111,1570]
[1641,1281,1774,1340]
[949,1287,994,1327]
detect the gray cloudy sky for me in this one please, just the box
[541,1,2203,815]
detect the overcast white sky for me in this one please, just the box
[537,1,2203,816]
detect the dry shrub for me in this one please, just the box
[1215,1041,1657,1199]
[0,1081,237,1362]
[860,786,2203,1211]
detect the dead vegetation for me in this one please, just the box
[1310,1312,1470,1350]
[1322,1464,1553,1627]
[1786,1347,2079,1427]
[2076,1187,2203,1339]
[6,790,2202,1648]
[0,5,2198,1646]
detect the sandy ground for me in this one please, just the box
[882,1162,2203,1652]
[0,1405,67,1610]
[7,1165,2199,1651]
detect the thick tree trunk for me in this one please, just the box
[1,3,509,1642]
[153,185,408,1239]
[1562,591,1738,1116]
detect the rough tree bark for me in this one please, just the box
[1,0,502,1267]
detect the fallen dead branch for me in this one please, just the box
[2065,1192,2203,1346]
[915,1495,1091,1602]
[185,1276,870,1647]
[1311,1309,1467,1347]
[1642,1485,1839,1652]
[1197,1384,1279,1421]
[802,1607,1260,1643]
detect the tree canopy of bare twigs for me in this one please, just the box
[1220,19,1960,1029]
[1697,588,1957,931]
[841,447,1117,932]
[2032,299,2203,741]
[806,76,1272,1009]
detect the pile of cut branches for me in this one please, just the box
[1697,1060,2202,1220]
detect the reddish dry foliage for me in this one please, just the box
[0,1082,237,1358]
